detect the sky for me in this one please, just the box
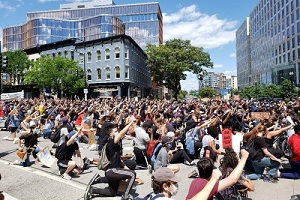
[0,0,259,91]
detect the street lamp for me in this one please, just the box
[74,38,88,100]
[289,71,294,100]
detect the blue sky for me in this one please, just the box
[0,0,259,91]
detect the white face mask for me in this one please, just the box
[114,131,119,137]
[168,183,178,196]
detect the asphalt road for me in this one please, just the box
[1,124,300,200]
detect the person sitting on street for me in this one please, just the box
[56,128,83,180]
[186,149,249,200]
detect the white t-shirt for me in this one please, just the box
[134,126,150,150]
[200,134,214,158]
[57,127,69,146]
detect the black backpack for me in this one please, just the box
[51,128,62,143]
[55,142,67,160]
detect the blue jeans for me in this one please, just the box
[42,129,52,137]
[280,161,300,179]
[245,157,280,180]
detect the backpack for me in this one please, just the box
[55,142,67,160]
[245,139,260,159]
[204,146,217,162]
[146,140,160,157]
[97,142,111,171]
[51,128,62,143]
[150,142,163,165]
[134,192,165,200]
[215,168,243,200]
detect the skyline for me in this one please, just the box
[0,0,259,91]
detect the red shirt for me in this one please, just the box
[289,134,300,162]
[75,113,84,126]
[186,178,219,200]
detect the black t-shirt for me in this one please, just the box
[253,137,268,160]
[106,138,122,169]
[65,142,79,160]
[19,133,38,148]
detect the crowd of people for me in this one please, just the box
[1,96,300,200]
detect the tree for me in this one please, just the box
[146,39,213,99]
[24,55,84,97]
[199,86,216,98]
[177,90,188,99]
[2,50,32,85]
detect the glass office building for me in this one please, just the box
[236,0,300,88]
[2,0,162,51]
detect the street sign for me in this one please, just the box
[84,89,88,94]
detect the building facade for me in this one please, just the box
[236,0,300,88]
[2,0,162,51]
[199,72,237,90]
[24,35,151,98]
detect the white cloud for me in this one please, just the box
[0,28,2,50]
[213,64,223,68]
[163,5,237,49]
[37,0,58,2]
[0,1,16,12]
[223,69,237,76]
[229,53,236,58]
[180,72,199,91]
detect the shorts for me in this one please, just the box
[10,127,18,132]
[57,160,79,174]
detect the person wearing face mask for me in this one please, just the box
[15,121,42,167]
[153,136,180,174]
[150,167,179,200]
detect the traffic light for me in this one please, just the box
[2,55,8,68]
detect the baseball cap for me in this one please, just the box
[166,131,175,137]
[153,167,179,183]
[29,121,36,128]
[68,130,77,138]
[142,121,153,129]
[60,117,68,123]
[162,136,172,145]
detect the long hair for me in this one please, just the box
[219,147,239,175]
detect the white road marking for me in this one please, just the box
[2,192,19,200]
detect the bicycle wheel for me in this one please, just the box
[84,173,100,200]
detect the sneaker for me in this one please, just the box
[121,194,134,200]
[13,138,19,144]
[2,136,8,140]
[12,160,21,165]
[188,170,198,178]
[263,175,278,183]
[61,173,72,180]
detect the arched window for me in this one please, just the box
[79,53,84,64]
[125,47,129,59]
[115,47,120,59]
[96,50,101,61]
[125,65,129,79]
[97,68,101,80]
[106,67,111,80]
[87,52,92,63]
[87,69,92,81]
[115,66,120,79]
[105,49,110,60]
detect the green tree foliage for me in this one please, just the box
[146,39,213,99]
[177,90,188,99]
[199,86,216,98]
[2,50,32,85]
[24,55,84,97]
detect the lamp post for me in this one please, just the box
[74,37,88,100]
[289,71,294,100]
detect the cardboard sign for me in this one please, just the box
[251,112,270,120]
[37,146,57,168]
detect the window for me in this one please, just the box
[106,67,111,80]
[97,68,101,80]
[115,66,120,79]
[125,65,129,79]
[115,47,120,59]
[79,53,84,64]
[64,51,68,58]
[58,52,62,56]
[105,49,110,60]
[125,48,129,59]
[96,50,101,61]
[87,52,92,63]
[71,51,74,60]
[87,69,92,81]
